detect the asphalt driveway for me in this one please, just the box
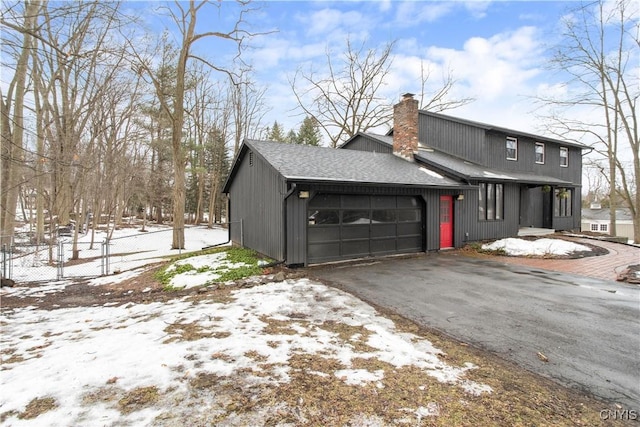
[311,253,640,410]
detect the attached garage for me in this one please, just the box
[307,194,424,264]
[223,139,466,266]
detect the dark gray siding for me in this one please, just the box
[420,114,486,161]
[285,194,307,265]
[342,135,393,153]
[484,132,582,184]
[227,149,287,260]
[455,183,520,243]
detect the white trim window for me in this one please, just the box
[559,147,569,167]
[599,223,608,232]
[535,142,545,164]
[590,223,599,231]
[506,137,518,161]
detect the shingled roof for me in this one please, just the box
[224,139,465,191]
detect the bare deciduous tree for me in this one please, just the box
[290,39,474,148]
[0,0,42,246]
[539,0,638,241]
[290,39,396,148]
[131,0,254,249]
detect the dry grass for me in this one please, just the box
[17,397,57,420]
[118,386,160,414]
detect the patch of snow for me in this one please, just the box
[1,279,491,425]
[482,238,591,256]
[419,167,444,179]
[482,171,516,180]
[335,369,385,387]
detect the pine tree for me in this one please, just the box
[285,129,298,144]
[297,116,322,146]
[267,121,286,142]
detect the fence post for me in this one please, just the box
[101,239,105,276]
[57,240,64,280]
[105,238,110,275]
[101,238,110,276]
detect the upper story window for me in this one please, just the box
[559,147,569,167]
[535,142,545,164]
[506,137,518,161]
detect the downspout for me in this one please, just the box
[282,183,298,265]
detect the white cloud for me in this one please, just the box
[425,26,542,101]
[394,1,456,26]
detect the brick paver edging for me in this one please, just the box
[472,237,640,283]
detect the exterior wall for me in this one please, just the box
[456,183,521,242]
[227,149,287,260]
[285,193,307,266]
[581,220,634,242]
[342,135,393,154]
[421,113,582,187]
[420,114,486,161]
[484,132,582,185]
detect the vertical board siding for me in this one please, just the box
[421,114,486,162]
[342,135,393,153]
[454,184,520,243]
[286,194,307,265]
[227,150,286,260]
[484,133,582,185]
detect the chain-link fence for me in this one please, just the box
[1,225,229,284]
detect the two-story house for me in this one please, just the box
[223,93,584,266]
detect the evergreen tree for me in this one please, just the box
[267,121,286,142]
[297,116,322,146]
[285,129,298,144]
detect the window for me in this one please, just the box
[535,142,545,164]
[478,183,504,221]
[560,147,569,167]
[506,137,518,161]
[590,223,608,233]
[554,188,572,217]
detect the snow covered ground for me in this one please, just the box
[7,224,229,284]
[1,230,626,424]
[1,270,491,425]
[482,238,591,257]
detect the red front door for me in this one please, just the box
[440,195,453,248]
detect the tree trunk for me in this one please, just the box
[1,1,41,246]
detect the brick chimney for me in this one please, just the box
[393,93,419,161]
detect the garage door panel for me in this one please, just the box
[397,222,422,236]
[398,236,423,251]
[307,194,424,264]
[342,225,369,239]
[342,240,370,257]
[371,238,396,254]
[308,226,340,242]
[371,223,396,238]
[308,242,340,261]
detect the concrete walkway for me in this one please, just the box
[475,237,639,282]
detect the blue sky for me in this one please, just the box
[136,0,584,139]
[229,0,577,136]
